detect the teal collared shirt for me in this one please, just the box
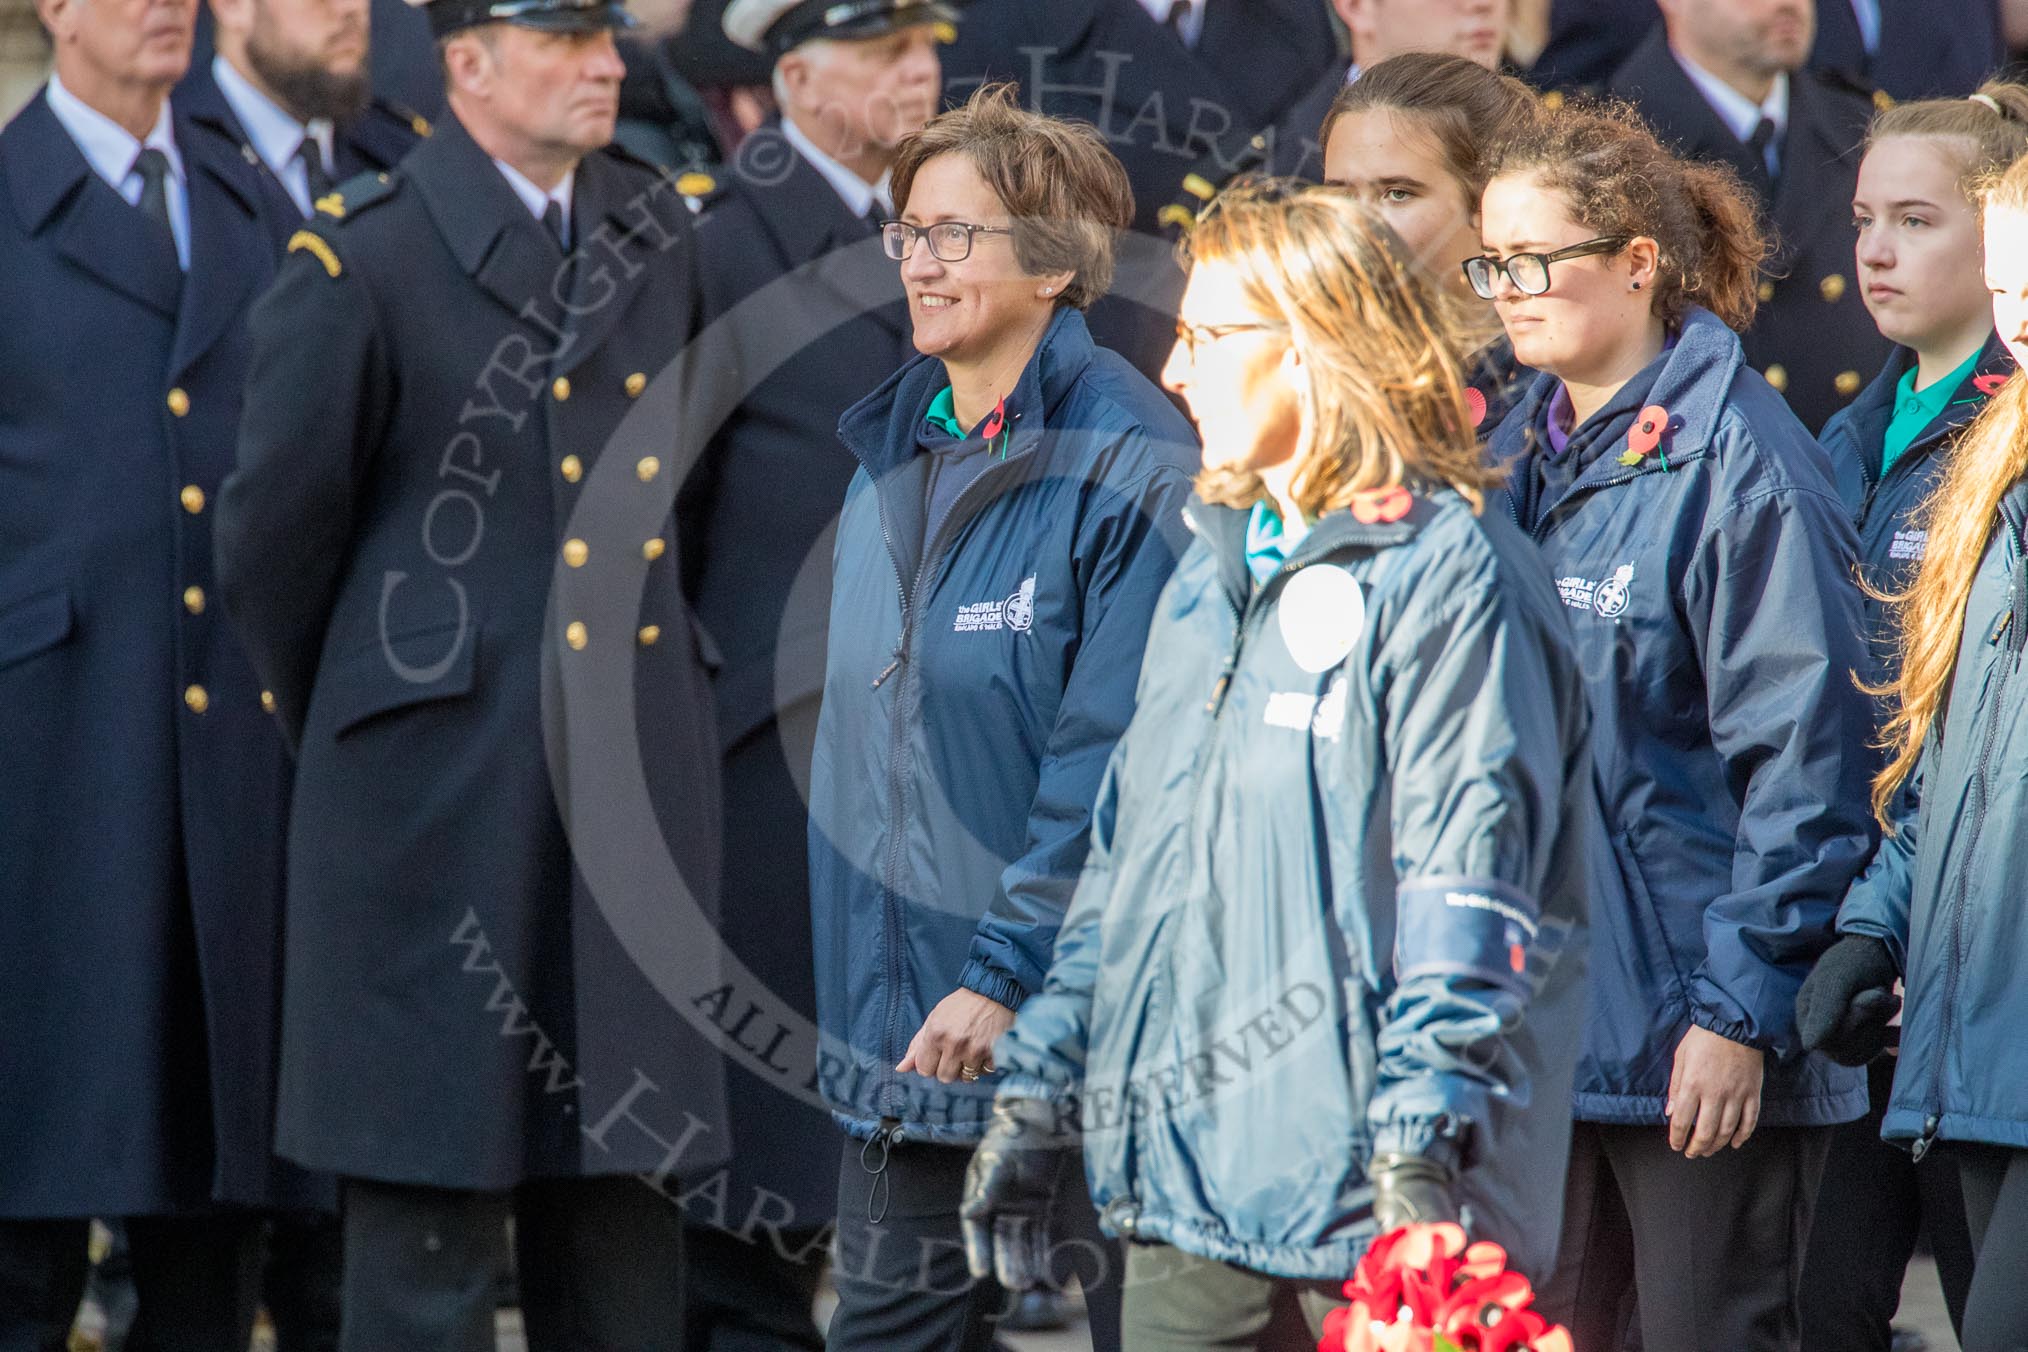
[924,385,966,438]
[1243,500,1310,586]
[1882,347,1983,479]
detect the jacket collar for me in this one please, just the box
[1846,333,2014,481]
[1186,493,1432,611]
[168,102,274,376]
[838,305,1098,479]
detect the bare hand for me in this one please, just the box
[897,989,1017,1084]
[1666,1024,1765,1158]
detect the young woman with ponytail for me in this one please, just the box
[1318,51,1542,436]
[1478,103,1880,1352]
[1799,147,2028,1352]
[1794,80,2028,1352]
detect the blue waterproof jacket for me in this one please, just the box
[1820,336,2014,683]
[995,489,1596,1281]
[1838,433,2028,1156]
[1488,308,1876,1126]
[808,309,1198,1144]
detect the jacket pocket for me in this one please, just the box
[0,588,72,672]
[319,618,478,739]
[1610,829,1694,1006]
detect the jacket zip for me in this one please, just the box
[864,428,1036,1100]
[1914,501,2028,1160]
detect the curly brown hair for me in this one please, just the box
[1486,100,1768,332]
[890,84,1135,311]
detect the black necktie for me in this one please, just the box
[296,135,333,204]
[132,147,171,230]
[1747,116,1778,181]
[542,199,569,252]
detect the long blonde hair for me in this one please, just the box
[1181,180,1502,518]
[1873,157,2028,825]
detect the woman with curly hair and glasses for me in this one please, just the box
[960,180,1596,1351]
[1477,102,1880,1352]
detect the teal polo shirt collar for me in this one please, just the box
[1882,347,1984,479]
[1243,500,1310,586]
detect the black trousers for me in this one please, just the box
[682,1221,825,1352]
[0,1212,261,1352]
[1800,1057,1974,1350]
[339,1175,685,1352]
[826,1135,1122,1352]
[1117,1243,1340,1352]
[1537,1120,1831,1352]
[1955,1143,2028,1351]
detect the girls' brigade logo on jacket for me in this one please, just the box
[1556,562,1635,620]
[953,575,1037,633]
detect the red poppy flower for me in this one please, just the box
[1627,403,1670,458]
[979,396,1007,442]
[1351,486,1414,524]
[1975,373,2010,398]
[1322,1223,1570,1352]
[1465,388,1489,428]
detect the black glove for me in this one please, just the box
[960,1096,1075,1291]
[1370,1150,1458,1232]
[1796,933,1901,1066]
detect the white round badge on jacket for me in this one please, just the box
[1278,566,1367,674]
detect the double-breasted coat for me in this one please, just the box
[0,89,301,1217]
[217,113,731,1189]
[679,130,915,1223]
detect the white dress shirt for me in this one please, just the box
[1850,0,1882,56]
[1136,0,1204,48]
[492,157,575,246]
[212,55,332,217]
[45,72,190,269]
[780,114,892,221]
[1672,46,1789,176]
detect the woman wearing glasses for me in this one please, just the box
[1477,103,1880,1352]
[958,180,1595,1349]
[808,83,1197,1352]
[1320,51,1541,436]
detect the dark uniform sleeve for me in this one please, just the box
[1366,574,1586,1167]
[216,228,388,746]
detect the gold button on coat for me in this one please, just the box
[183,585,205,614]
[636,456,661,482]
[261,690,277,713]
[1758,280,1776,303]
[560,455,583,483]
[552,377,571,401]
[638,625,661,646]
[563,538,589,567]
[1836,370,1863,396]
[184,684,209,714]
[625,372,647,397]
[166,388,190,417]
[642,538,666,562]
[1820,273,1847,303]
[180,485,206,514]
[565,621,588,650]
[1764,364,1789,392]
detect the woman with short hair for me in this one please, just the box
[961,180,1596,1351]
[808,83,1198,1352]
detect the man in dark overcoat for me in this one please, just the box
[673,0,939,1346]
[0,0,302,1342]
[216,0,731,1343]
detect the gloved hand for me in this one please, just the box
[960,1096,1074,1291]
[1796,934,1901,1066]
[1370,1150,1458,1232]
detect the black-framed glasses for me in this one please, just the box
[881,219,1015,263]
[1462,235,1633,299]
[1173,319,1278,361]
